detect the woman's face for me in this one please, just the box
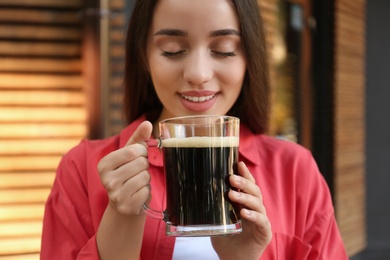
[147,0,246,121]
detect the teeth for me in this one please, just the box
[181,94,215,102]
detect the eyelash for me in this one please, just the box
[161,51,185,57]
[214,51,236,57]
[161,51,236,58]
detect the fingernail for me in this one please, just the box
[244,209,251,216]
[234,175,241,183]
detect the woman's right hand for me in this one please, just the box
[96,121,153,259]
[97,121,153,216]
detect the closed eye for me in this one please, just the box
[161,50,186,57]
[212,51,236,57]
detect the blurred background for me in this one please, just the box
[0,0,388,259]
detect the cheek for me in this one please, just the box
[149,64,170,88]
[149,56,181,85]
[148,54,163,77]
[221,61,246,88]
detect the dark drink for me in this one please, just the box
[162,136,240,227]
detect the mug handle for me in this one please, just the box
[139,138,167,221]
[142,203,166,220]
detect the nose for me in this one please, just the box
[182,51,213,86]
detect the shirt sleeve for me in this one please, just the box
[265,150,349,260]
[308,210,348,259]
[301,152,349,260]
[40,145,101,260]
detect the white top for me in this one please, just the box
[172,237,219,259]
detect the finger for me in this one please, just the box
[114,156,149,181]
[126,121,153,146]
[240,208,272,238]
[229,174,260,198]
[122,169,151,198]
[102,156,149,192]
[228,162,264,212]
[98,144,148,173]
[98,121,152,173]
[114,184,151,216]
[228,189,265,213]
[110,170,151,215]
[236,161,256,183]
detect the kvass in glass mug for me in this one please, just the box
[143,115,242,237]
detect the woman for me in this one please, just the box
[41,0,348,259]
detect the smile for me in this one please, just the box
[181,94,215,102]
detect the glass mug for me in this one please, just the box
[142,115,242,237]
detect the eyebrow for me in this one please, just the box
[154,28,188,37]
[153,28,241,37]
[209,29,241,37]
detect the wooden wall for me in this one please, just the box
[333,0,367,256]
[0,0,86,258]
[107,0,126,136]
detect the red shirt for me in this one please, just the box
[41,116,348,259]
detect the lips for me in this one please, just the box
[180,93,215,102]
[179,90,217,102]
[178,91,218,112]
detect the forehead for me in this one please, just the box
[150,0,240,33]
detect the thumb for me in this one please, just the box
[126,121,153,146]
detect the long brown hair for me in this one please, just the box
[124,0,270,134]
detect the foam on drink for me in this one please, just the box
[162,136,239,148]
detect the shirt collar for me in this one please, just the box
[239,124,261,166]
[120,115,261,167]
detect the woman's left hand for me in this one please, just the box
[211,161,272,260]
